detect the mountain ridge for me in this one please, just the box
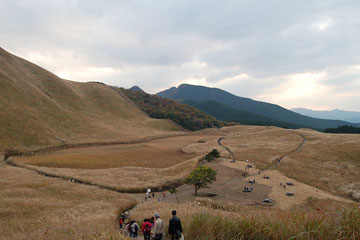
[292,108,360,123]
[157,84,358,129]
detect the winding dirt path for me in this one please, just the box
[219,131,354,209]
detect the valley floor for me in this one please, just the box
[2,125,360,239]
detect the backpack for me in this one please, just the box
[143,223,151,234]
[131,223,139,233]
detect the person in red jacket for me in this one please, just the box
[142,218,152,240]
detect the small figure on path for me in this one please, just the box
[124,210,129,224]
[163,191,166,198]
[142,218,152,240]
[169,210,183,240]
[119,216,124,229]
[153,212,165,240]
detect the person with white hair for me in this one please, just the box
[152,212,165,240]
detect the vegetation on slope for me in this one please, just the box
[120,88,224,131]
[158,84,359,129]
[324,125,360,134]
[184,99,306,129]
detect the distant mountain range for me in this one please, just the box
[292,108,360,123]
[157,84,359,129]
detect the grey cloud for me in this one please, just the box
[1,0,360,110]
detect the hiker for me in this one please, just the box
[280,182,282,186]
[283,185,286,190]
[152,192,155,198]
[169,210,183,240]
[119,217,124,229]
[258,170,261,175]
[163,192,166,198]
[130,220,140,239]
[251,186,253,191]
[124,210,129,224]
[142,218,152,240]
[153,212,165,240]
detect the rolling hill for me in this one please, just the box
[183,100,306,129]
[158,84,357,129]
[0,47,178,152]
[120,88,224,130]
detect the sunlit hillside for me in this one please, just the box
[0,48,178,152]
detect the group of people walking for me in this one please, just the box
[120,209,183,240]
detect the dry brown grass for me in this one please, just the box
[13,135,207,169]
[0,47,179,153]
[0,158,134,240]
[130,197,359,240]
[10,135,219,192]
[221,126,303,169]
[279,129,360,201]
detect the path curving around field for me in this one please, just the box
[217,137,235,162]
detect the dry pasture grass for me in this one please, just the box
[0,158,133,240]
[14,135,208,169]
[11,135,219,192]
[130,197,359,239]
[279,129,360,201]
[221,127,303,169]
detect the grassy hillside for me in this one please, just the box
[158,84,358,129]
[184,99,306,129]
[0,47,178,152]
[120,88,224,130]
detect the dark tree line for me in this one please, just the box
[324,125,360,134]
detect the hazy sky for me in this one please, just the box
[1,0,360,111]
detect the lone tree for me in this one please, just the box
[205,149,220,162]
[185,165,217,196]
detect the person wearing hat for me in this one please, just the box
[153,212,165,240]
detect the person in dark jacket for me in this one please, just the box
[168,210,182,240]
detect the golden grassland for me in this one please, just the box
[279,129,360,201]
[0,47,179,153]
[221,127,303,169]
[129,198,359,240]
[2,125,360,239]
[11,135,220,192]
[0,159,133,240]
[13,135,207,169]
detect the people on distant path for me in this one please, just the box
[152,192,155,198]
[163,192,166,198]
[129,220,140,239]
[169,210,183,240]
[153,212,165,240]
[142,218,152,240]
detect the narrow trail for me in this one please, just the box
[217,137,235,162]
[217,132,307,176]
[259,132,307,173]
